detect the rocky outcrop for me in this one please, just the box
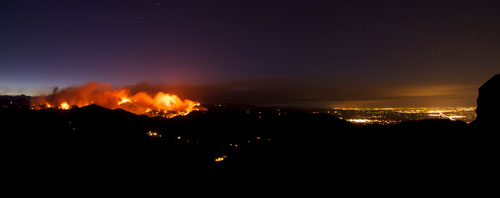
[475,74,500,126]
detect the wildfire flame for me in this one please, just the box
[60,102,70,110]
[118,97,131,105]
[33,82,203,118]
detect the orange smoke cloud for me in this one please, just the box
[33,82,203,118]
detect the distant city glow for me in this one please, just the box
[346,119,374,124]
[332,107,476,124]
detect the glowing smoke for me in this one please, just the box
[33,82,203,118]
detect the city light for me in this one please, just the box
[332,107,476,124]
[346,119,374,124]
[215,155,228,162]
[147,130,160,137]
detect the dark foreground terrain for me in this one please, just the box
[1,74,499,197]
[0,102,497,196]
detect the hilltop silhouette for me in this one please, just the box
[1,74,499,197]
[475,73,500,127]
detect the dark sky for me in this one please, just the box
[1,0,499,107]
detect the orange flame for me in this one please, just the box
[118,97,131,105]
[33,82,204,118]
[60,102,70,110]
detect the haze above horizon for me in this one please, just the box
[1,1,499,108]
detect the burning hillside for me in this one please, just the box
[33,82,203,118]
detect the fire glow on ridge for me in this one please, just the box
[32,82,204,118]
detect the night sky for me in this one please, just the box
[1,0,499,107]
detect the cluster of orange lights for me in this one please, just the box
[147,131,160,137]
[215,155,228,162]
